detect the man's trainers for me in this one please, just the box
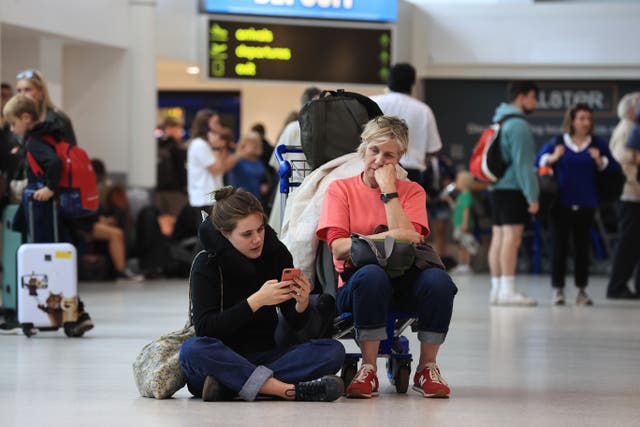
[345,363,379,398]
[552,288,566,306]
[412,362,450,398]
[116,268,145,283]
[202,376,222,401]
[576,289,593,306]
[70,312,94,337]
[294,375,344,402]
[495,291,537,306]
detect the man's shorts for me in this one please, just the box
[489,189,530,226]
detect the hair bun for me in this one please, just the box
[213,186,235,202]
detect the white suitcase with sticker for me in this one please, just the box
[16,199,78,337]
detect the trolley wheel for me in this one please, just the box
[394,364,411,394]
[341,361,358,389]
[22,324,37,338]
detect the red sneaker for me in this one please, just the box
[412,363,450,398]
[345,364,379,398]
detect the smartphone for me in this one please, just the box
[281,268,301,282]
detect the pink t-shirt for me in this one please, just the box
[316,174,429,284]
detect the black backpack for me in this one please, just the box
[299,89,382,170]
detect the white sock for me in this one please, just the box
[500,276,516,296]
[491,277,500,294]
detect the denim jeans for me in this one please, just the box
[179,337,345,401]
[336,264,457,344]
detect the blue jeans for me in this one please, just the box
[337,265,457,344]
[179,337,345,401]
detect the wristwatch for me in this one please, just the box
[380,192,399,203]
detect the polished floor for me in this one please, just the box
[1,272,639,427]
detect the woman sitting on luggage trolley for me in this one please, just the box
[316,115,458,399]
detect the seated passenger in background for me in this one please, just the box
[316,116,458,399]
[179,187,345,402]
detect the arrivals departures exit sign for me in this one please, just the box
[208,20,392,84]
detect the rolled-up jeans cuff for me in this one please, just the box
[418,330,446,345]
[356,326,387,342]
[239,365,273,401]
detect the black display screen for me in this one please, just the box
[207,19,392,84]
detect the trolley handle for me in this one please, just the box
[275,144,304,195]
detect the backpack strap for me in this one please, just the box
[25,134,57,177]
[495,114,524,125]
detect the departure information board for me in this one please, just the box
[207,19,392,84]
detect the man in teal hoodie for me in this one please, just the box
[488,81,540,306]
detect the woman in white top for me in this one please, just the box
[177,110,248,240]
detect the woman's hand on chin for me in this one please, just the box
[373,164,397,192]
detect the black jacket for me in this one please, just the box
[191,218,308,355]
[25,121,63,191]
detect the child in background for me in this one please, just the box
[227,131,266,198]
[3,94,95,335]
[446,171,479,274]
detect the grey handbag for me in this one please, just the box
[349,233,444,279]
[132,251,219,399]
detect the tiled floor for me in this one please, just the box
[1,273,639,427]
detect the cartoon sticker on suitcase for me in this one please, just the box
[21,273,49,296]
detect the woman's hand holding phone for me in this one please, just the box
[247,279,294,312]
[282,268,311,313]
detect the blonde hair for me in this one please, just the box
[16,69,56,122]
[456,170,474,191]
[2,94,39,121]
[617,92,640,121]
[357,115,408,158]
[238,131,263,157]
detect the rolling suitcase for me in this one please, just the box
[17,199,78,337]
[2,204,21,321]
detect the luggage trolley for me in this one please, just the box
[275,144,414,394]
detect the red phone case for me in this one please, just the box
[281,268,301,281]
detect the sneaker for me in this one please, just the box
[345,363,379,398]
[116,268,145,283]
[450,264,471,274]
[412,362,450,398]
[576,289,593,306]
[294,375,344,402]
[552,288,565,306]
[495,291,537,307]
[202,376,222,402]
[0,322,23,335]
[489,289,499,305]
[70,312,94,337]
